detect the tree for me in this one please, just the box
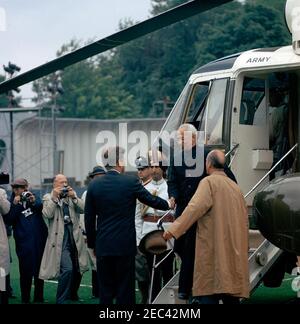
[32,0,291,119]
[33,40,139,119]
[0,75,8,107]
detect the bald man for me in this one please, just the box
[164,150,249,304]
[39,174,88,304]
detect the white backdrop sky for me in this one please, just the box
[0,0,152,101]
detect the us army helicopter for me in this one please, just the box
[0,0,300,304]
[152,0,300,303]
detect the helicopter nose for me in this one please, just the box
[253,173,300,255]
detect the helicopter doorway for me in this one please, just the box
[231,72,298,206]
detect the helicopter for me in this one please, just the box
[151,0,300,303]
[0,0,300,303]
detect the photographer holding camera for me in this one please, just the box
[39,174,88,304]
[3,178,48,303]
[0,186,11,304]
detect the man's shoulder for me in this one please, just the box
[42,193,52,200]
[122,174,140,184]
[208,172,241,192]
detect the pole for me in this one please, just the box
[52,94,57,176]
[148,254,157,304]
[9,111,14,180]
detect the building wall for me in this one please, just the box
[14,117,166,188]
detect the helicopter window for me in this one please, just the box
[159,82,191,134]
[205,78,228,145]
[240,77,266,126]
[186,82,210,124]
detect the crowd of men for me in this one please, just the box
[0,123,252,304]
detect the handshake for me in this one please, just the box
[167,197,176,210]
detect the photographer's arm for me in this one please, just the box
[0,188,10,216]
[67,187,84,214]
[72,197,84,214]
[31,195,43,213]
[84,185,97,250]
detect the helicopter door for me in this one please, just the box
[230,76,273,205]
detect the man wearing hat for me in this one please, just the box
[4,178,48,303]
[80,165,106,298]
[136,151,175,303]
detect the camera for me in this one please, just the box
[63,215,72,224]
[60,186,69,199]
[20,191,31,203]
[0,172,9,185]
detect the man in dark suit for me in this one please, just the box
[168,124,236,300]
[85,146,173,304]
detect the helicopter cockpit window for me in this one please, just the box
[185,82,210,130]
[240,77,266,126]
[159,82,190,134]
[205,78,228,145]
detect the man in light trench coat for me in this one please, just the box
[164,150,249,304]
[39,174,88,304]
[0,188,11,304]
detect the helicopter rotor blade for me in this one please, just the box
[0,0,233,94]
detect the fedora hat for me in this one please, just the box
[89,166,106,178]
[139,230,168,255]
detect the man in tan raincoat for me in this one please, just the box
[39,174,88,304]
[164,150,249,304]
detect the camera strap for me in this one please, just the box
[62,201,72,225]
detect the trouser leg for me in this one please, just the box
[161,251,175,286]
[19,261,32,303]
[135,251,150,304]
[115,256,135,305]
[220,294,240,304]
[191,295,219,304]
[0,276,9,305]
[92,270,99,298]
[70,271,82,300]
[33,277,44,302]
[177,224,196,299]
[97,256,116,304]
[56,247,73,304]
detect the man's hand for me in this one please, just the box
[52,187,61,200]
[67,186,76,199]
[28,192,35,204]
[163,230,174,241]
[168,197,176,210]
[13,195,21,205]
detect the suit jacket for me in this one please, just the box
[168,145,236,217]
[85,170,169,256]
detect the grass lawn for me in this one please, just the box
[8,239,298,304]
